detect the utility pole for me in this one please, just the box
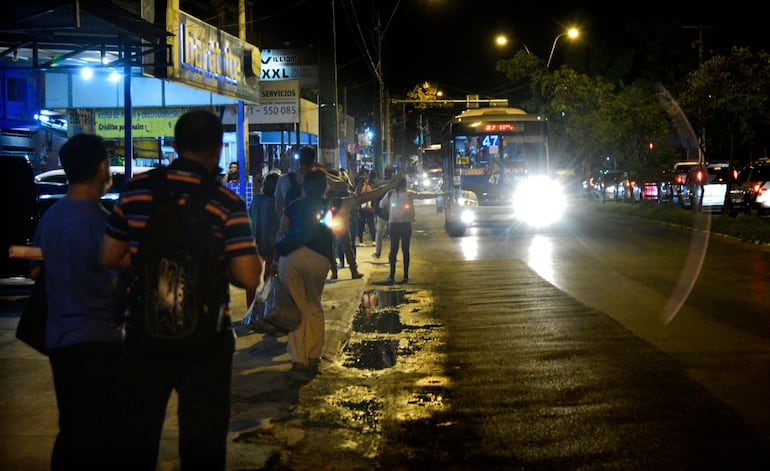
[237,0,249,198]
[682,23,712,164]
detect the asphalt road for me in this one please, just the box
[2,198,770,469]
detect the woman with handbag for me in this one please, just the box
[276,167,336,372]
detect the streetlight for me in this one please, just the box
[546,27,579,69]
[494,34,532,55]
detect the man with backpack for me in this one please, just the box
[101,109,263,470]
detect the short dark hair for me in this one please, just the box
[262,171,280,193]
[303,168,328,197]
[298,145,316,167]
[59,134,108,184]
[174,109,223,154]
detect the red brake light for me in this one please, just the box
[696,170,704,183]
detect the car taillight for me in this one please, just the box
[675,175,685,184]
[696,170,704,183]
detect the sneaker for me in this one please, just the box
[385,276,395,285]
[351,272,364,279]
[330,272,338,280]
[372,253,380,258]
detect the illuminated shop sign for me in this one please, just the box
[167,11,260,103]
[179,19,242,85]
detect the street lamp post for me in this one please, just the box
[494,34,531,55]
[546,27,579,69]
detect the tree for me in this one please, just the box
[679,47,770,163]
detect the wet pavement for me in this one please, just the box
[3,201,770,470]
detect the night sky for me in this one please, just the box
[248,1,769,120]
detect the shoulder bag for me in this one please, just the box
[15,270,49,355]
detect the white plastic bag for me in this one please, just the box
[262,275,302,334]
[242,276,273,332]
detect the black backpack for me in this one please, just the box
[126,168,228,349]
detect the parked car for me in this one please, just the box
[1,154,39,294]
[671,161,699,204]
[680,162,747,215]
[738,157,770,215]
[595,170,639,203]
[35,165,154,214]
[641,180,672,202]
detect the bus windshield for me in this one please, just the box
[449,107,548,205]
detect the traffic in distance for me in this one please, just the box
[416,104,770,238]
[585,158,770,218]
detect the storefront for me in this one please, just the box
[2,2,361,206]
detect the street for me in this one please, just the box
[2,198,770,469]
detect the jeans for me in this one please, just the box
[387,221,412,279]
[49,342,125,471]
[118,334,235,471]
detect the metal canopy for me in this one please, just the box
[0,1,172,72]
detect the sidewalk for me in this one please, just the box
[0,237,385,471]
[160,237,387,470]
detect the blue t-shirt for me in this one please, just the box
[33,197,123,349]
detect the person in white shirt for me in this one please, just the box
[379,175,440,284]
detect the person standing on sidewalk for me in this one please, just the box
[276,168,335,371]
[32,133,126,470]
[101,109,263,471]
[326,174,399,279]
[372,166,395,258]
[380,175,442,284]
[357,172,377,245]
[274,145,316,218]
[247,171,280,305]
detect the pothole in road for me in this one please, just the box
[344,287,442,371]
[352,308,401,334]
[360,288,406,309]
[342,339,400,370]
[354,288,407,335]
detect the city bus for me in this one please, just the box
[442,106,558,236]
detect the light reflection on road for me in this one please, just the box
[526,235,555,283]
[458,235,479,260]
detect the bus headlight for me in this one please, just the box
[460,208,475,224]
[513,176,567,227]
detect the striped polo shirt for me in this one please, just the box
[105,158,258,274]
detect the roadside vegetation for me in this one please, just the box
[584,198,770,246]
